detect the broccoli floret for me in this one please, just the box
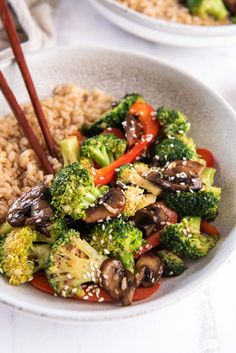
[161,216,219,259]
[0,226,50,285]
[60,136,80,165]
[156,107,190,139]
[165,186,221,220]
[156,250,187,276]
[36,218,69,244]
[133,162,149,175]
[0,221,13,236]
[117,164,162,196]
[123,186,156,217]
[153,138,197,166]
[187,0,228,20]
[88,218,144,272]
[50,163,108,220]
[46,229,106,298]
[82,94,144,136]
[80,134,126,167]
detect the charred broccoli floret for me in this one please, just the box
[82,94,144,136]
[60,136,80,165]
[50,163,108,220]
[88,218,144,272]
[153,138,197,166]
[36,218,69,244]
[116,164,162,196]
[80,134,126,167]
[156,250,187,277]
[0,226,50,285]
[123,186,156,217]
[165,186,221,220]
[161,216,219,259]
[46,229,106,297]
[156,107,190,139]
[187,0,228,20]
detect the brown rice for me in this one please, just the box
[117,0,230,25]
[0,84,114,222]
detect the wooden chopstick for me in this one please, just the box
[0,0,58,158]
[0,70,54,175]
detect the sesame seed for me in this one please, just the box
[72,288,77,294]
[98,297,104,302]
[104,249,110,255]
[121,277,128,290]
[169,271,174,276]
[67,273,72,279]
[83,296,89,300]
[88,292,93,297]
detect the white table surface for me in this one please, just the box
[1,1,236,352]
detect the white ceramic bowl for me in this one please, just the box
[89,0,236,47]
[0,47,236,322]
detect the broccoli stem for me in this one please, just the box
[119,251,135,273]
[60,136,80,165]
[185,216,201,233]
[200,167,216,187]
[89,145,111,167]
[0,222,13,236]
[29,244,51,271]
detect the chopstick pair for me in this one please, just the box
[0,0,56,174]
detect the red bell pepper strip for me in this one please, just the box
[197,148,215,167]
[31,272,160,303]
[201,220,220,236]
[94,102,159,185]
[136,231,161,258]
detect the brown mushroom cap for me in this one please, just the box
[135,254,163,288]
[100,258,137,306]
[7,184,54,227]
[133,202,178,237]
[224,0,236,14]
[145,160,204,192]
[85,188,126,223]
[122,113,142,148]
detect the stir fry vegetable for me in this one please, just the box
[0,93,222,307]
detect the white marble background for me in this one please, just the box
[1,1,236,352]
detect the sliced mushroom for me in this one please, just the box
[85,188,126,223]
[122,113,142,148]
[145,160,204,192]
[224,0,236,14]
[100,258,137,306]
[135,254,163,288]
[133,202,178,237]
[7,184,54,228]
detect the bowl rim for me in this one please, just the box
[94,0,236,34]
[0,46,236,323]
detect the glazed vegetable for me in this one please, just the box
[88,218,144,272]
[153,138,197,166]
[200,167,216,186]
[82,94,144,136]
[49,163,108,220]
[36,218,69,244]
[60,136,80,166]
[7,184,53,228]
[197,148,215,167]
[93,102,159,185]
[46,229,106,298]
[187,0,228,20]
[165,186,221,220]
[156,107,190,139]
[0,226,50,285]
[161,216,219,259]
[123,186,156,217]
[156,250,187,277]
[80,134,127,167]
[117,164,162,196]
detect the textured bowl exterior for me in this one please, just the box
[89,0,236,47]
[0,47,236,322]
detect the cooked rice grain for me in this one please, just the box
[0,84,114,221]
[117,0,230,25]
